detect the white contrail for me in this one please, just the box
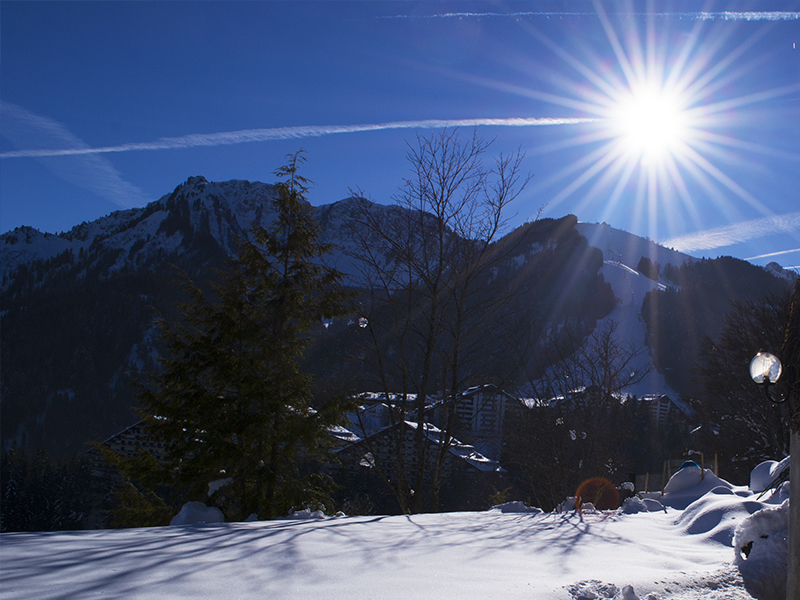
[746,247,800,261]
[692,11,800,21]
[382,11,800,21]
[661,212,800,252]
[0,117,602,159]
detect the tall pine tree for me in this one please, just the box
[123,152,349,521]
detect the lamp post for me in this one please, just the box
[749,351,783,402]
[751,277,800,600]
[782,278,800,600]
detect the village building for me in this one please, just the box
[329,400,506,513]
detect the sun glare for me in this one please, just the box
[611,84,688,163]
[503,12,789,242]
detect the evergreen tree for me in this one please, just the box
[123,152,350,521]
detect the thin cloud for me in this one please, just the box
[661,212,800,252]
[1,102,151,208]
[0,117,601,160]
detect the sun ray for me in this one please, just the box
[568,148,635,218]
[661,152,706,234]
[537,141,628,212]
[598,157,639,225]
[692,131,800,161]
[593,1,639,90]
[679,144,774,215]
[671,150,753,222]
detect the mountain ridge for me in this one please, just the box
[1,176,793,458]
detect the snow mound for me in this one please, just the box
[490,501,543,514]
[676,492,763,546]
[663,462,702,494]
[659,468,733,510]
[733,500,789,600]
[170,502,225,526]
[749,457,790,493]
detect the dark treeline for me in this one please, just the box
[1,446,113,532]
[642,256,791,396]
[502,393,689,511]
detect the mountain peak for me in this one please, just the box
[184,175,209,187]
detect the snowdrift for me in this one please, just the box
[0,461,791,600]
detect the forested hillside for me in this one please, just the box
[641,256,793,396]
[1,177,613,459]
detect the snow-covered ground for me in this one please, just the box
[0,462,790,600]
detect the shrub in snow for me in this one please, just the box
[623,497,645,513]
[621,496,665,514]
[207,477,233,497]
[733,499,788,600]
[170,502,225,526]
[490,501,543,514]
[617,481,635,502]
[749,457,790,493]
[643,498,665,512]
[557,496,576,513]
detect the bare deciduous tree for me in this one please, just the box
[349,129,531,513]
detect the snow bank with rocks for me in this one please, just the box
[733,498,790,600]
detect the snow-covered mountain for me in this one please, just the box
[574,221,695,401]
[2,177,291,286]
[0,177,791,458]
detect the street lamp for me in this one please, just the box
[750,349,797,599]
[749,351,784,403]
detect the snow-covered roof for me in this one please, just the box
[334,414,504,472]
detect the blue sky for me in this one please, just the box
[2,1,799,268]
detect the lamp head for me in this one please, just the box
[749,352,782,385]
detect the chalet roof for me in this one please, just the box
[639,393,693,418]
[333,414,504,473]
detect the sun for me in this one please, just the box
[610,82,689,164]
